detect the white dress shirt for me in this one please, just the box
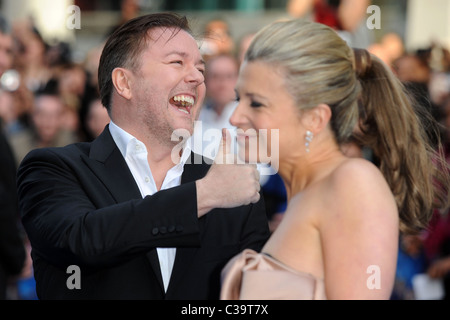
[109,121,191,292]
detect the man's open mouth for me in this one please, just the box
[170,94,195,114]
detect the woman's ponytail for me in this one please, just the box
[354,49,450,234]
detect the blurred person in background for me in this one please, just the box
[391,231,428,300]
[0,14,26,300]
[78,44,104,141]
[287,0,373,49]
[58,63,88,103]
[423,208,450,301]
[107,0,141,37]
[193,53,239,157]
[117,0,141,27]
[428,44,450,108]
[368,33,405,69]
[56,63,89,141]
[386,43,450,300]
[393,53,431,84]
[379,47,449,300]
[84,95,110,140]
[393,52,444,147]
[11,21,51,93]
[9,88,77,166]
[422,95,450,300]
[83,44,103,92]
[200,18,235,61]
[0,80,33,138]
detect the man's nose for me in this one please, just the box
[185,66,205,85]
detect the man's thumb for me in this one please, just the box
[215,128,233,164]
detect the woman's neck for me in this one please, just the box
[278,143,345,200]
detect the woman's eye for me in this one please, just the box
[250,101,263,108]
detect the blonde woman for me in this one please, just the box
[220,20,450,300]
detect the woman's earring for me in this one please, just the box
[305,130,314,153]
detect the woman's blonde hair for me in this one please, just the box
[245,19,450,234]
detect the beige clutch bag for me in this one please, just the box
[220,249,326,300]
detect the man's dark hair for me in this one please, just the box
[98,12,192,111]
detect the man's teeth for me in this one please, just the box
[173,95,194,107]
[178,108,189,114]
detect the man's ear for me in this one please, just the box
[111,67,132,100]
[303,103,332,133]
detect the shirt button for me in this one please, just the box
[135,144,141,151]
[145,177,150,183]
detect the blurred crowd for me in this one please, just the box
[0,21,108,164]
[1,0,450,300]
[0,14,109,300]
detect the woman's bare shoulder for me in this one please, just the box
[328,158,388,192]
[322,157,397,217]
[333,157,382,179]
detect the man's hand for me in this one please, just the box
[196,128,261,217]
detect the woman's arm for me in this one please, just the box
[320,158,399,299]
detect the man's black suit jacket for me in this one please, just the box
[17,126,270,299]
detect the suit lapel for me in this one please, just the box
[80,125,165,291]
[181,152,210,184]
[81,126,141,203]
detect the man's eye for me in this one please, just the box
[171,60,183,65]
